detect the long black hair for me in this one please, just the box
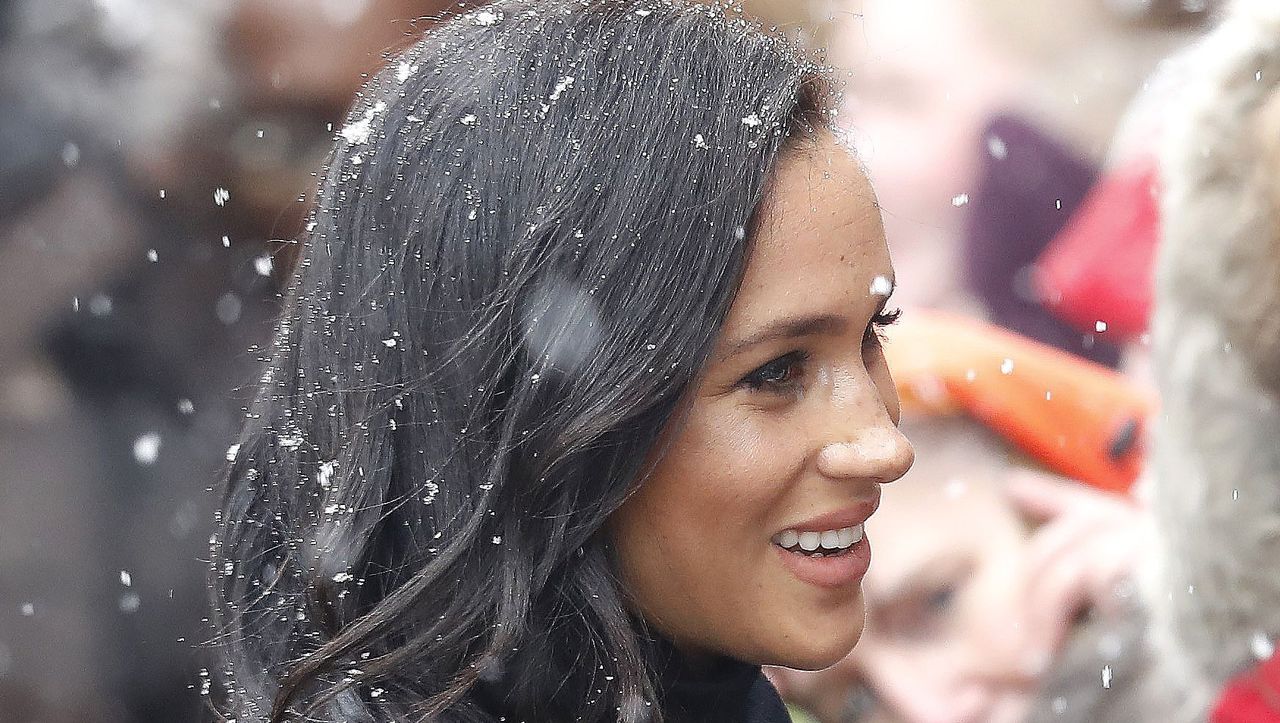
[213,2,832,720]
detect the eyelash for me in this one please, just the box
[865,307,901,345]
[739,308,902,393]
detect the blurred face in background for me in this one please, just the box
[774,419,1042,723]
[843,422,1039,723]
[229,0,445,111]
[770,412,1150,722]
[222,0,456,238]
[834,0,1023,308]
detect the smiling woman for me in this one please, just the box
[613,140,913,675]
[211,2,912,722]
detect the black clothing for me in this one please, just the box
[652,635,792,723]
[474,633,792,722]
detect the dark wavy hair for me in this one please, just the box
[212,2,832,720]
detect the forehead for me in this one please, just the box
[728,139,890,323]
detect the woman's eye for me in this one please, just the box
[863,307,902,346]
[740,351,809,392]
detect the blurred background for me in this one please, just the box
[4,0,1278,721]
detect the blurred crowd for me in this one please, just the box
[1,0,1278,721]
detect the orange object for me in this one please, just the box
[884,311,1156,494]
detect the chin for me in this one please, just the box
[770,616,865,671]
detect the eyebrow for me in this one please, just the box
[719,291,895,359]
[720,313,848,359]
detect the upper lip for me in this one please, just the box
[778,494,881,533]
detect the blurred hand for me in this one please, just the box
[1006,471,1150,673]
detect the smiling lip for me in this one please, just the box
[772,497,880,589]
[778,496,880,534]
[774,536,871,588]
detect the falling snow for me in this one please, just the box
[986,134,1008,160]
[549,76,575,102]
[1251,632,1275,661]
[339,101,387,145]
[869,275,893,296]
[254,255,274,276]
[317,460,338,489]
[132,432,161,465]
[396,61,419,83]
[89,294,113,316]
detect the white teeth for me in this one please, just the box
[798,531,821,551]
[838,525,862,547]
[775,524,866,553]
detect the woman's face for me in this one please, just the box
[610,134,915,669]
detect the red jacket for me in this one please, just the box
[1214,653,1280,723]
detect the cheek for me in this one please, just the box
[662,400,815,504]
[622,408,800,550]
[609,403,810,647]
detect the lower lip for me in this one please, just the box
[773,536,871,589]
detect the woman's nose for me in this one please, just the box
[817,424,914,483]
